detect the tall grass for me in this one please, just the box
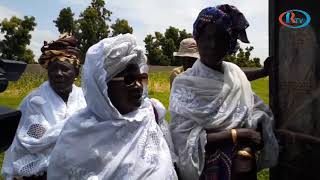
[148,72,170,106]
[1,73,48,98]
[1,73,81,99]
[2,71,268,106]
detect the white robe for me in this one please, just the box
[170,60,279,180]
[47,34,177,180]
[1,81,86,179]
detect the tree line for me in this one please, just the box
[0,0,261,67]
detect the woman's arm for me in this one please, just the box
[206,130,233,146]
[206,128,262,148]
[243,57,272,81]
[244,68,267,81]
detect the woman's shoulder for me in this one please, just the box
[71,84,84,95]
[72,83,82,90]
[223,61,241,69]
[71,84,85,98]
[148,98,166,120]
[63,108,98,131]
[19,81,50,108]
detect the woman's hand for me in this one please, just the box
[237,128,262,147]
[262,56,272,76]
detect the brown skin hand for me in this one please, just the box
[206,128,263,152]
[244,56,272,81]
[107,64,144,115]
[48,61,77,103]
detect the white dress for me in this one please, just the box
[1,81,86,179]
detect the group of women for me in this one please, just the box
[2,4,278,180]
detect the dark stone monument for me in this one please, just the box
[269,0,320,179]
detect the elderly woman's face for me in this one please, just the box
[196,23,230,69]
[48,61,76,96]
[107,64,144,115]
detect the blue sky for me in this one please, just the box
[0,0,269,62]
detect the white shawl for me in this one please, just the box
[47,34,177,180]
[170,60,279,180]
[1,82,86,179]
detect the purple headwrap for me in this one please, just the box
[193,4,250,54]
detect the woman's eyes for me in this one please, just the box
[124,76,135,84]
[60,66,73,73]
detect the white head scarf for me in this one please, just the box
[47,34,177,180]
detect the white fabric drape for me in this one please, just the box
[47,34,177,180]
[1,82,86,179]
[170,60,279,180]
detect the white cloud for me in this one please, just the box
[0,5,21,43]
[59,0,91,7]
[108,0,269,61]
[0,1,269,63]
[0,5,58,61]
[108,0,205,51]
[28,29,59,61]
[0,5,22,21]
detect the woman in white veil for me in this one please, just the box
[47,34,177,180]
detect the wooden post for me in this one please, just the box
[269,0,320,179]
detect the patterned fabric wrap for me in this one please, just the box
[193,4,249,54]
[169,60,279,180]
[200,146,234,180]
[38,50,80,69]
[38,34,81,69]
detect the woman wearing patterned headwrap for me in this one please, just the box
[1,34,86,180]
[170,4,278,180]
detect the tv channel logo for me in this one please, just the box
[279,9,311,29]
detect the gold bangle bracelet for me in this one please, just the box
[238,150,254,158]
[231,129,237,145]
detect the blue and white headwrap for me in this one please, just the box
[193,4,250,54]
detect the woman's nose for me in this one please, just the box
[55,69,64,78]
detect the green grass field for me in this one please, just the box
[0,71,269,179]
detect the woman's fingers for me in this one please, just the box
[237,128,263,146]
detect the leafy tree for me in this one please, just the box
[75,0,112,58]
[53,7,75,34]
[253,58,262,68]
[54,0,136,62]
[164,26,180,48]
[111,19,133,36]
[23,49,36,64]
[162,38,176,65]
[0,16,36,63]
[177,29,191,45]
[144,26,192,66]
[144,25,261,67]
[144,34,164,65]
[225,46,261,67]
